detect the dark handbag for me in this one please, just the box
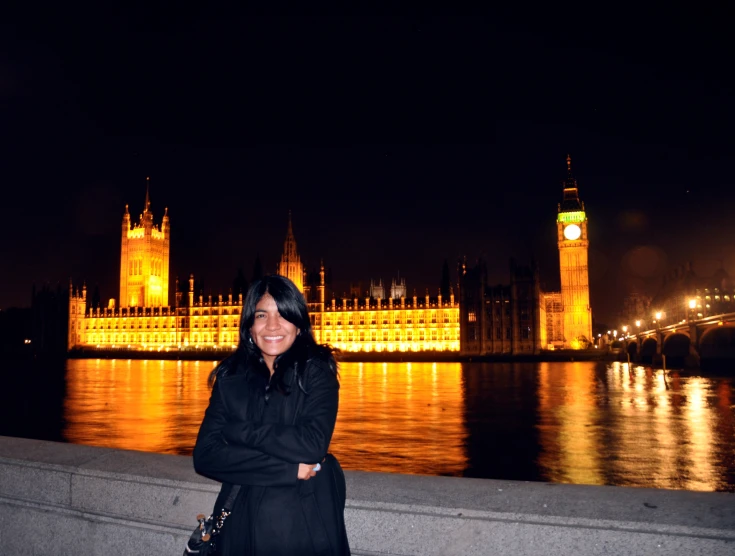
[184,484,241,555]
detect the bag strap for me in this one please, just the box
[221,483,241,512]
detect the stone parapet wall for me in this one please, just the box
[1,436,734,555]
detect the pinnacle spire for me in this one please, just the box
[560,154,583,212]
[278,210,304,292]
[564,155,577,186]
[282,211,299,257]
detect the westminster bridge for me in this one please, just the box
[624,312,735,369]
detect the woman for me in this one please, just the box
[193,274,350,555]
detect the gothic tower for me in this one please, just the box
[119,178,171,307]
[556,155,592,348]
[278,211,304,293]
[68,280,87,349]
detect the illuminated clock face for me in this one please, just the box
[563,223,581,240]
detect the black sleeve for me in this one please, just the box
[193,378,299,486]
[222,361,339,464]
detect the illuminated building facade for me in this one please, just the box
[550,155,593,349]
[120,177,170,308]
[312,287,460,353]
[69,188,245,352]
[68,194,460,353]
[69,158,592,355]
[68,280,245,352]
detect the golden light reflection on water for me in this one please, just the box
[680,377,715,491]
[64,359,215,455]
[537,361,603,486]
[535,361,734,491]
[607,363,681,490]
[61,359,735,490]
[63,359,468,474]
[328,362,467,476]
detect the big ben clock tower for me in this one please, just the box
[557,155,592,348]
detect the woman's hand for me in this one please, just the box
[297,463,319,480]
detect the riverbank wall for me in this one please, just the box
[1,436,733,555]
[66,346,615,363]
[65,347,724,371]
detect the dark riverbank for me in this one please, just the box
[66,347,617,363]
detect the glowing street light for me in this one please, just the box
[686,298,698,322]
[655,311,662,321]
[635,320,641,328]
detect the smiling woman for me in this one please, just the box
[192,274,351,555]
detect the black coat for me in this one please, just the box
[193,356,350,555]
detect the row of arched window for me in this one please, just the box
[128,257,164,276]
[322,329,457,343]
[84,333,235,345]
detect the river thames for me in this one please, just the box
[2,358,734,492]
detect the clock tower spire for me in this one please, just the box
[556,154,592,348]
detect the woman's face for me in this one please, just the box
[250,293,299,373]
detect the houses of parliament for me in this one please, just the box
[68,158,593,355]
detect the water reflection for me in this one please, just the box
[330,362,466,475]
[55,359,735,491]
[64,358,215,455]
[537,361,603,486]
[535,362,735,491]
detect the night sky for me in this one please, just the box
[2,13,734,326]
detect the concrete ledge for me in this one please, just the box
[1,436,733,555]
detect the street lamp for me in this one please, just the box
[635,320,641,329]
[653,311,664,368]
[687,298,697,322]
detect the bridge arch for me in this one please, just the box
[698,325,735,370]
[639,337,658,362]
[626,341,638,357]
[661,332,691,367]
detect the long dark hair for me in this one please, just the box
[209,274,338,391]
